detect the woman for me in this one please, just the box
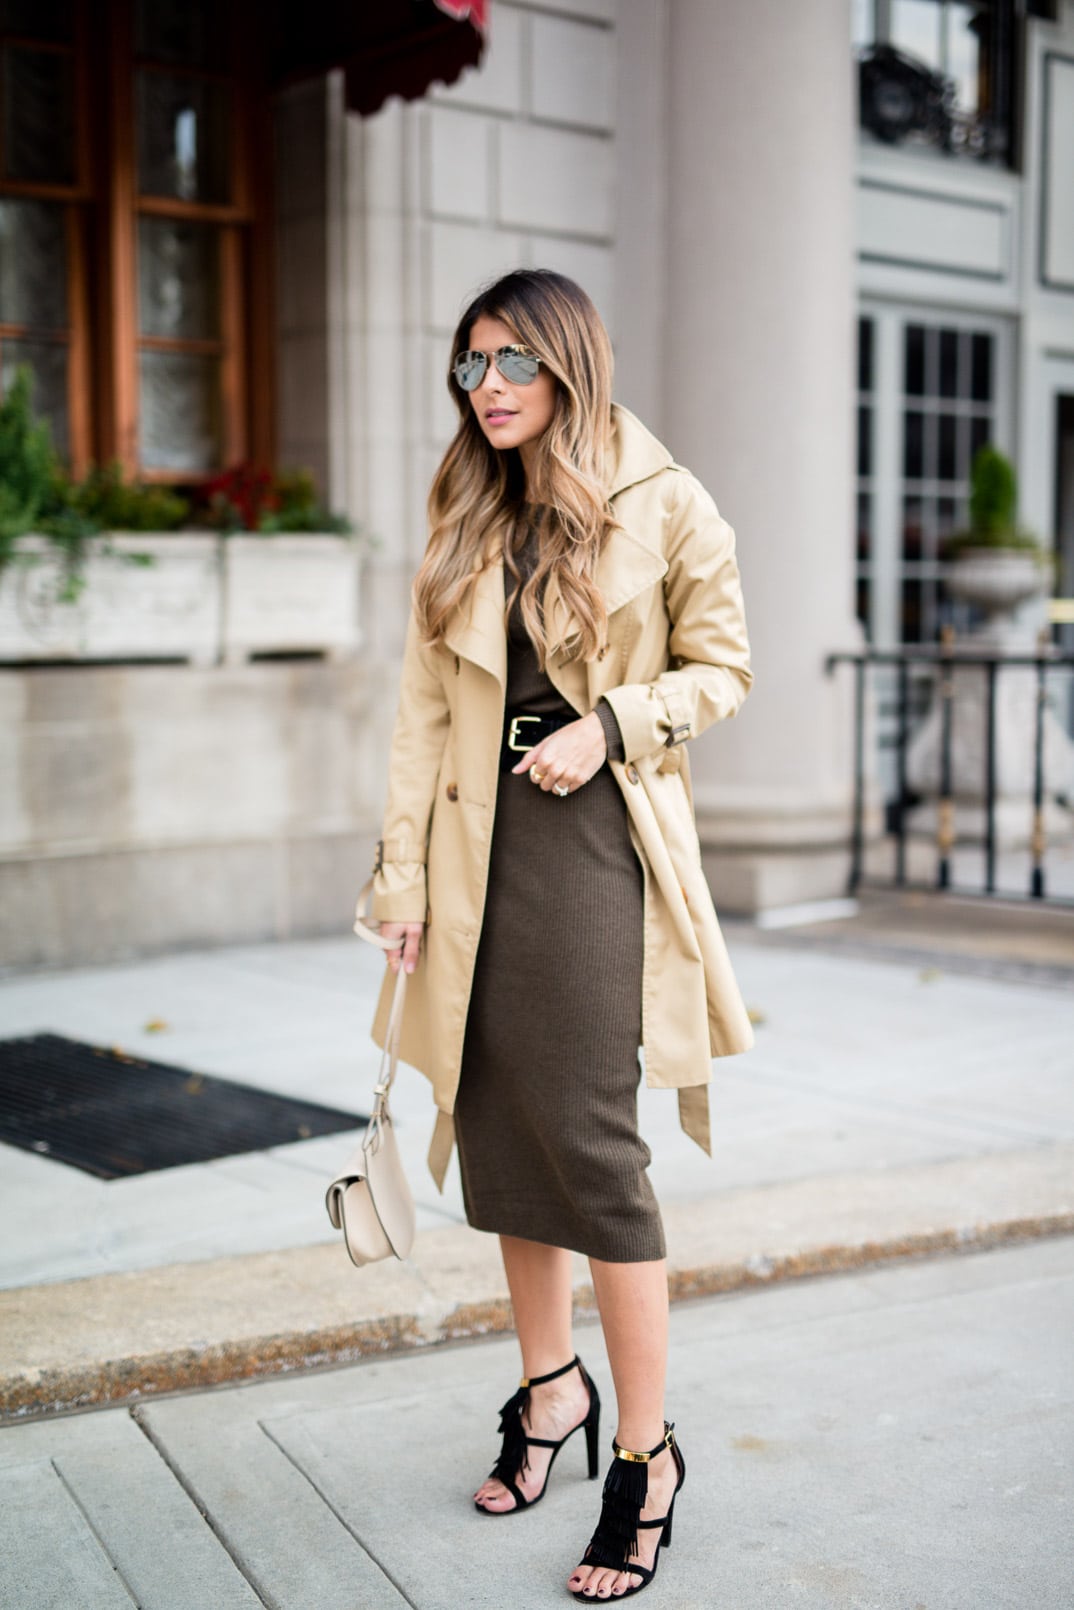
[369,269,753,1599]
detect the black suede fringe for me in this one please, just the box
[491,1385,531,1482]
[585,1453,649,1567]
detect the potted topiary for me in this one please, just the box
[943,445,1048,619]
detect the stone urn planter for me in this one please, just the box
[943,547,1048,618]
[905,549,1072,845]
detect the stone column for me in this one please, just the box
[664,0,862,912]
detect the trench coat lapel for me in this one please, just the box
[546,524,669,713]
[443,405,671,691]
[443,552,507,686]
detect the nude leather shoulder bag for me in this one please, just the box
[324,882,415,1265]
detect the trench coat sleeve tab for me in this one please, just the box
[428,1108,455,1193]
[678,1084,711,1155]
[377,837,428,866]
[599,471,752,766]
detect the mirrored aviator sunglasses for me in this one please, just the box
[452,345,542,392]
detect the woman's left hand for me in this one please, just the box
[512,710,608,795]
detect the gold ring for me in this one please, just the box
[553,783,569,797]
[529,765,544,783]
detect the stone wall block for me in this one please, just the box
[509,0,614,20]
[530,14,614,131]
[497,123,613,236]
[127,671,289,842]
[522,235,614,326]
[20,717,131,850]
[426,107,492,222]
[425,335,462,447]
[428,222,527,331]
[431,3,524,115]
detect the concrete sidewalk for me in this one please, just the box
[2,1238,1072,1609]
[1,893,1072,1419]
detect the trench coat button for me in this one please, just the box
[626,764,640,784]
[446,782,459,801]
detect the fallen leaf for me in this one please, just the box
[143,1017,169,1034]
[747,1006,766,1026]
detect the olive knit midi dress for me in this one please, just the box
[453,525,666,1264]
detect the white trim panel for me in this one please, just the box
[858,178,1011,281]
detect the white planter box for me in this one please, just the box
[0,532,361,665]
[221,534,362,661]
[0,534,220,664]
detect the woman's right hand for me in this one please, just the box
[379,922,425,975]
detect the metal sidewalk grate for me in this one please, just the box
[0,1033,367,1180]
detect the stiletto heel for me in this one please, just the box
[475,1354,601,1515]
[584,1404,600,1480]
[569,1423,686,1600]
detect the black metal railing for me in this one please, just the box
[826,644,1074,906]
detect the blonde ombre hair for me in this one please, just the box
[414,269,617,667]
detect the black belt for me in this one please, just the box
[500,710,572,771]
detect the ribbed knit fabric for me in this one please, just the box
[453,525,665,1264]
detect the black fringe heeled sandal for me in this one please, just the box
[569,1423,685,1599]
[474,1354,601,1515]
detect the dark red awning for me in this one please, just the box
[272,0,488,117]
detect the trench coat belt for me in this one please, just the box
[499,709,572,771]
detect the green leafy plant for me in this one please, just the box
[0,371,194,601]
[943,445,1043,556]
[67,463,190,534]
[0,368,59,564]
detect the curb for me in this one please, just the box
[3,1145,1072,1423]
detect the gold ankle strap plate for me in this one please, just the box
[613,1425,674,1463]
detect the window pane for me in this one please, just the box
[969,414,990,462]
[1,337,68,456]
[135,0,225,70]
[853,0,873,52]
[905,324,925,397]
[0,200,67,329]
[857,491,872,560]
[2,47,74,184]
[0,0,72,39]
[138,218,220,341]
[970,333,992,402]
[937,495,958,538]
[938,329,960,399]
[856,576,871,634]
[904,410,924,480]
[948,2,982,115]
[901,578,924,643]
[891,0,941,68]
[938,412,957,480]
[858,405,873,478]
[139,349,221,471]
[858,316,874,393]
[137,71,230,203]
[902,496,924,560]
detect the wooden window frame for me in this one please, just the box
[0,0,274,483]
[0,7,94,470]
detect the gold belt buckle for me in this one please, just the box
[507,715,541,752]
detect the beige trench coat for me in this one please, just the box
[365,403,754,1189]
